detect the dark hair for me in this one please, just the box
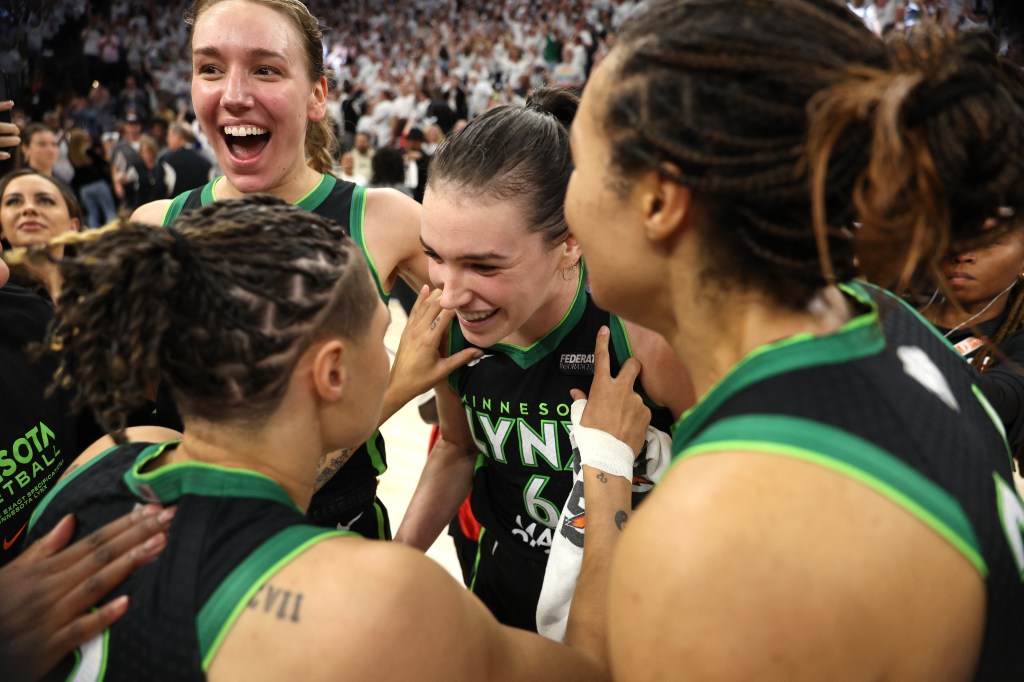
[370,146,407,186]
[0,168,84,226]
[46,195,377,440]
[604,0,1024,307]
[187,0,337,175]
[427,87,577,246]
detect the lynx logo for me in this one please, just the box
[559,353,594,376]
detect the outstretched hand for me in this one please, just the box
[569,326,651,456]
[0,100,19,161]
[388,285,484,404]
[0,504,175,682]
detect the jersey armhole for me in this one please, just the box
[347,185,390,303]
[161,190,194,226]
[197,525,353,670]
[608,314,669,416]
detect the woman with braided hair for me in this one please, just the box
[131,0,445,540]
[566,0,1024,679]
[22,196,612,681]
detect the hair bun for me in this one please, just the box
[525,87,579,129]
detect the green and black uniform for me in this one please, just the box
[447,275,673,630]
[672,282,1024,679]
[26,441,349,681]
[162,175,392,539]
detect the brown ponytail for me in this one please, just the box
[306,116,338,176]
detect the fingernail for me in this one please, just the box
[599,325,609,336]
[139,504,161,518]
[0,152,8,161]
[142,533,166,552]
[157,507,177,523]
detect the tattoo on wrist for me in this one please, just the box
[614,510,628,531]
[596,472,608,483]
[313,448,352,492]
[246,583,304,622]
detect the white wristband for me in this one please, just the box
[569,399,635,480]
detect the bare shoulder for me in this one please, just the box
[620,319,694,418]
[210,536,606,682]
[131,200,173,226]
[362,187,426,290]
[610,451,985,681]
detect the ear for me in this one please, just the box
[69,217,81,233]
[308,75,329,123]
[557,232,583,269]
[638,165,693,244]
[311,338,346,402]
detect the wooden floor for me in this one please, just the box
[377,300,462,580]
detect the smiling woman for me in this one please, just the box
[129,0,432,541]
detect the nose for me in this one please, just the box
[222,70,253,110]
[432,264,472,311]
[951,251,976,264]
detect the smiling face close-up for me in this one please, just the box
[421,187,579,349]
[190,0,327,197]
[0,173,80,248]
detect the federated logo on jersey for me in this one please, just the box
[558,353,594,376]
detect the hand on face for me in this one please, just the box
[0,101,18,161]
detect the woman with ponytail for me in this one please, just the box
[130,0,436,540]
[394,87,692,634]
[22,196,609,682]
[566,1,1024,678]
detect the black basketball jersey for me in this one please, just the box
[162,175,389,535]
[448,277,674,563]
[26,441,347,681]
[671,281,1024,680]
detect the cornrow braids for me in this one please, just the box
[46,195,377,441]
[606,0,882,309]
[972,276,1024,374]
[808,24,1024,294]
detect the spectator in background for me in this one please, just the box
[110,113,143,207]
[369,146,413,198]
[67,128,118,228]
[403,127,430,204]
[159,122,212,197]
[19,124,60,178]
[351,131,375,184]
[336,150,363,185]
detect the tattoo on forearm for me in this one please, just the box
[313,448,353,492]
[246,583,304,623]
[614,510,628,531]
[596,472,607,483]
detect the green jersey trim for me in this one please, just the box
[848,280,957,351]
[345,185,389,302]
[123,442,300,511]
[198,525,350,670]
[672,285,883,446]
[608,314,666,417]
[365,428,387,475]
[449,273,588,371]
[973,384,1012,466]
[26,444,121,536]
[162,190,194,226]
[678,414,988,578]
[294,173,335,212]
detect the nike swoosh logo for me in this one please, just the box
[336,511,364,531]
[3,522,28,551]
[467,354,494,367]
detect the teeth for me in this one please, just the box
[459,310,495,322]
[223,125,268,137]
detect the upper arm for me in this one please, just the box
[131,199,173,226]
[609,451,985,682]
[362,187,428,292]
[622,320,694,419]
[208,538,606,682]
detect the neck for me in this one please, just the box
[670,283,853,398]
[218,165,324,205]
[156,396,327,511]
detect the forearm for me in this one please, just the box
[394,437,476,550]
[564,465,631,666]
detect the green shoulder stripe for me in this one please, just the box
[198,525,352,669]
[162,190,195,226]
[677,414,987,578]
[346,185,389,302]
[26,444,122,536]
[608,314,665,416]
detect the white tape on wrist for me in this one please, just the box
[569,399,634,480]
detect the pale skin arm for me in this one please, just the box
[608,452,986,681]
[564,327,650,664]
[131,200,173,226]
[624,319,695,418]
[393,382,478,549]
[209,538,609,682]
[362,187,429,292]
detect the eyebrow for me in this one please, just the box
[192,46,287,61]
[420,236,508,263]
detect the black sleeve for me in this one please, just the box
[976,331,1024,454]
